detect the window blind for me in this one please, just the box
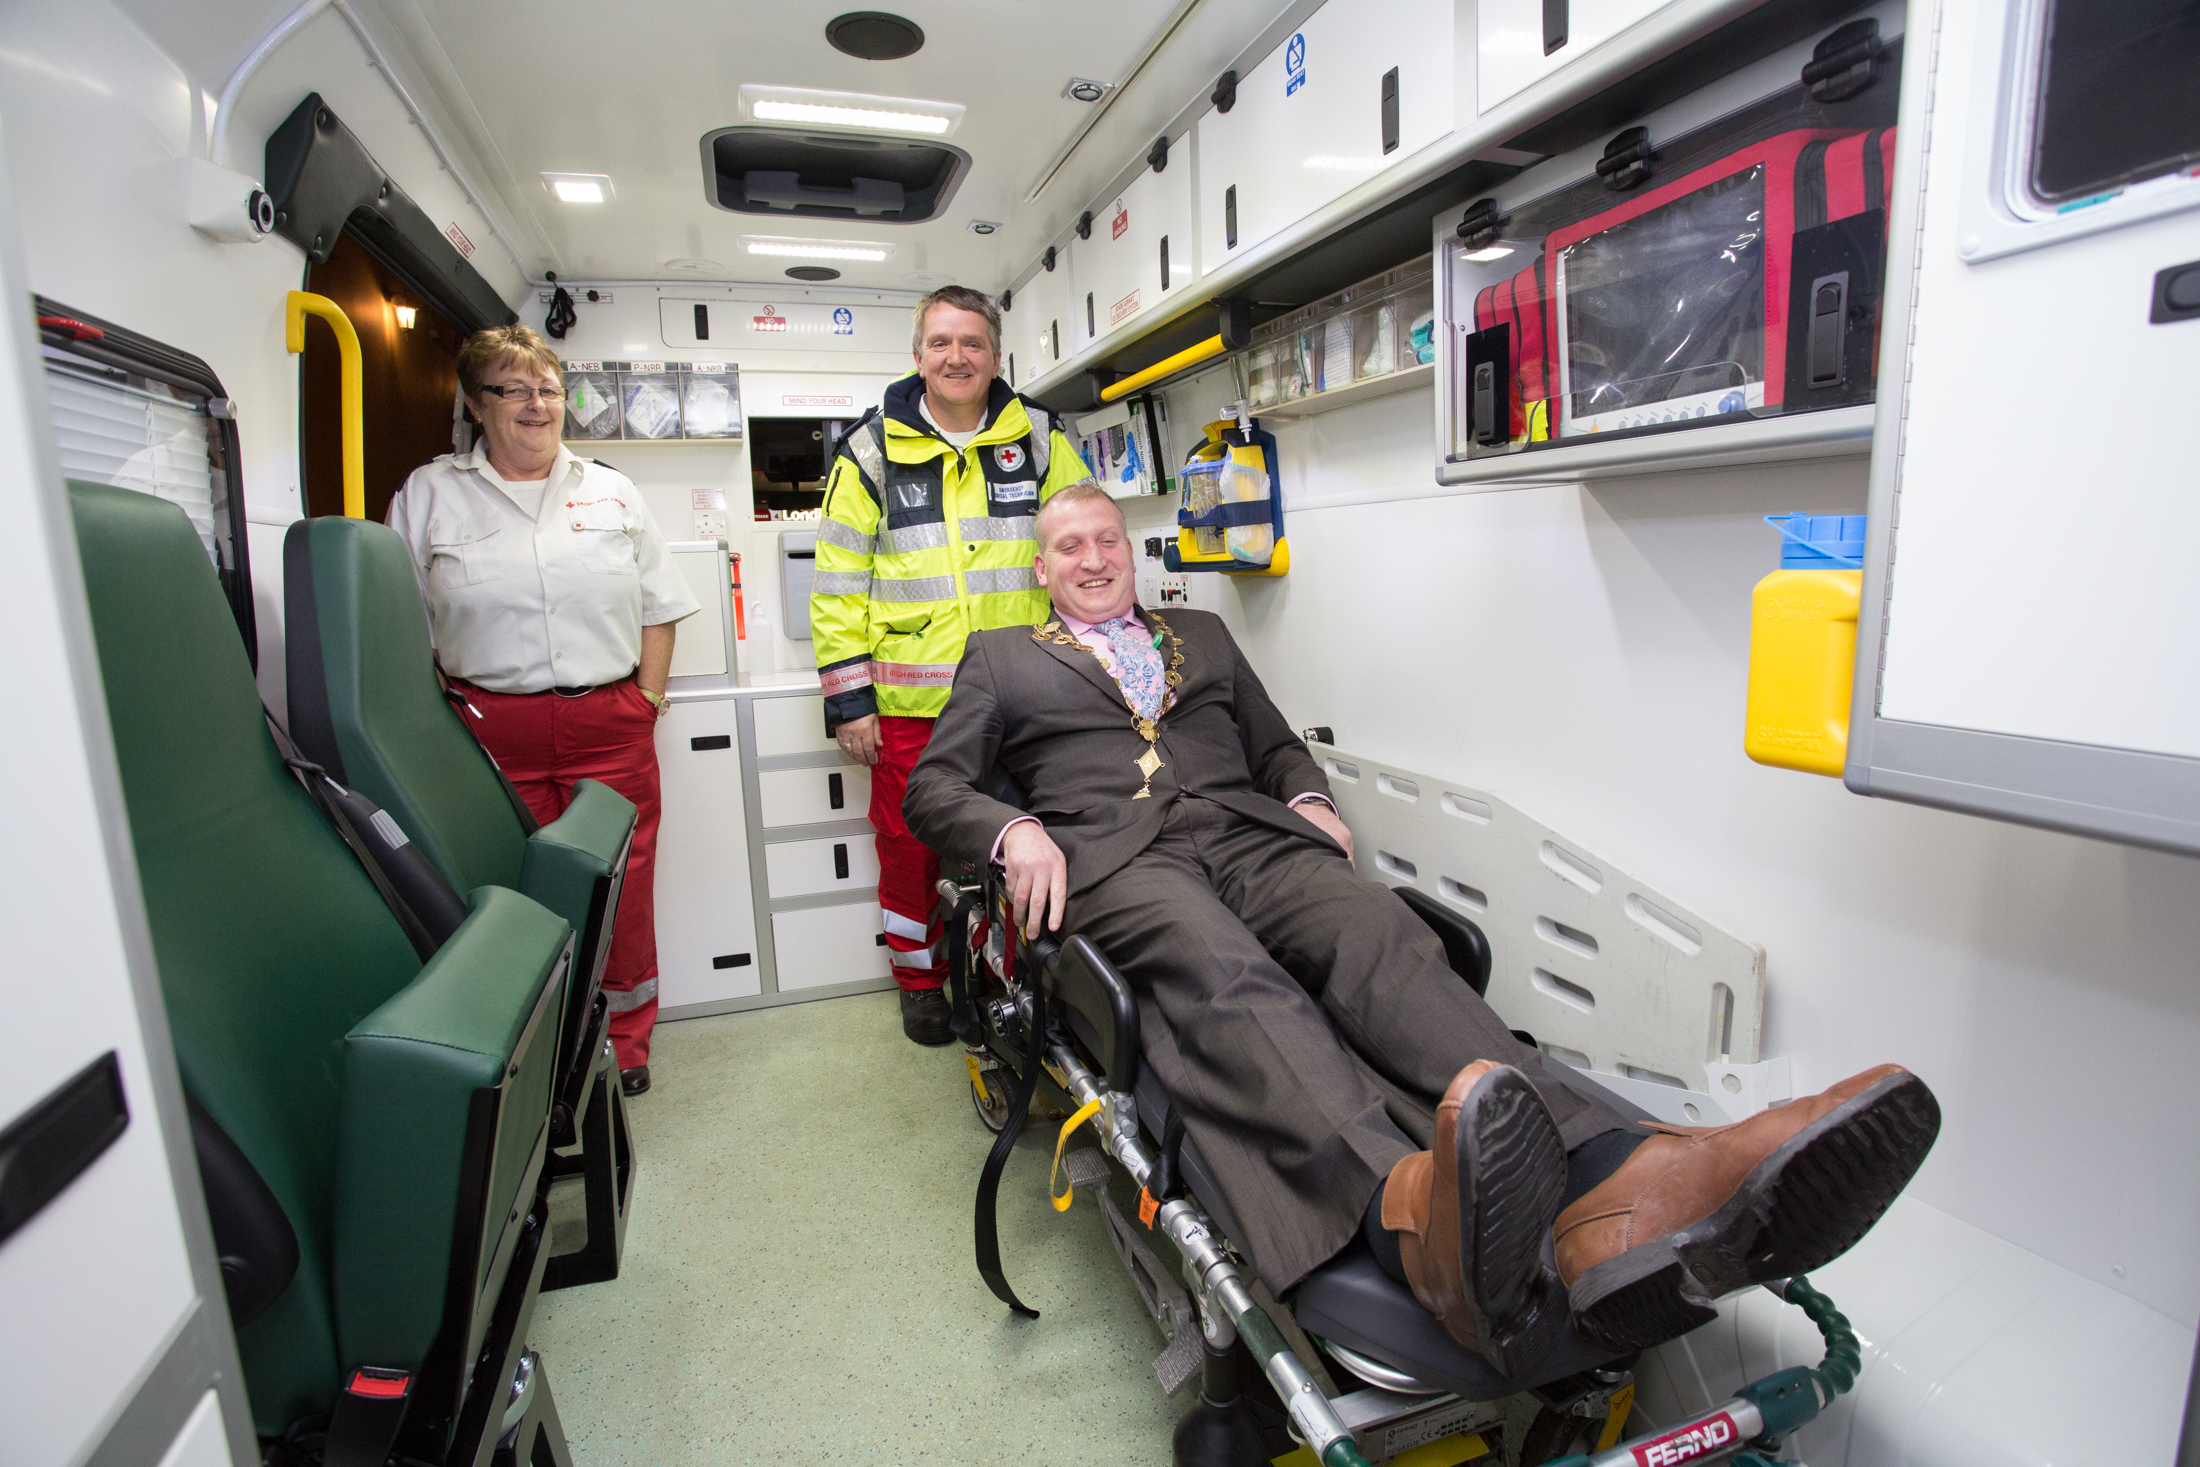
[43,350,220,564]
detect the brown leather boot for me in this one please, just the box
[1381,1060,1568,1379]
[1556,1064,1940,1353]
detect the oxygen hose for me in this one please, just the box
[1547,1277,1857,1467]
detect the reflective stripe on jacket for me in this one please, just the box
[812,375,1095,730]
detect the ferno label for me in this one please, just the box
[1632,1412,1740,1467]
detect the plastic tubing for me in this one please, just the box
[1099,335,1228,403]
[1771,1275,1861,1396]
[286,291,364,518]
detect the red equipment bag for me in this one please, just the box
[1543,125,1896,435]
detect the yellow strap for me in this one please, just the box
[1049,1097,1105,1212]
[1597,1382,1636,1450]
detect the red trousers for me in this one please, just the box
[467,679,663,1069]
[870,715,945,991]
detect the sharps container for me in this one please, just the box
[1744,514,1865,777]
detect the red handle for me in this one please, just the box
[37,314,104,341]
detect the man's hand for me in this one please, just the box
[1295,800,1355,866]
[1001,820,1068,940]
[835,713,883,766]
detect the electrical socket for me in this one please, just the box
[1155,576,1190,605]
[694,510,727,538]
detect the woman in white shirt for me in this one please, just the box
[386,325,699,1096]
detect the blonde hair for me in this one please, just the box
[1034,482,1125,543]
[457,324,562,398]
[911,285,1002,357]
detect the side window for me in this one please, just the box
[36,298,256,662]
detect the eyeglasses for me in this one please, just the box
[478,383,564,404]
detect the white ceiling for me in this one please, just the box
[130,0,1295,295]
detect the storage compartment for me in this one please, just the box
[752,694,838,757]
[653,699,759,1010]
[765,834,882,899]
[1241,257,1434,410]
[664,541,737,685]
[1075,394,1173,498]
[1196,0,1455,277]
[1003,253,1075,390]
[771,903,890,991]
[758,762,871,827]
[1439,24,1901,471]
[1476,0,1679,115]
[1067,144,1196,353]
[562,360,743,441]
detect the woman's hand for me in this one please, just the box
[835,713,884,766]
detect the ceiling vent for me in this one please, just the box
[826,12,924,60]
[701,127,969,224]
[786,266,842,282]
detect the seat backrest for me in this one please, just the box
[70,482,421,1431]
[284,515,528,893]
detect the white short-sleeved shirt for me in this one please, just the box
[385,442,701,694]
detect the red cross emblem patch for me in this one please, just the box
[994,442,1026,474]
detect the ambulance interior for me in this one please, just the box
[5,2,2198,1466]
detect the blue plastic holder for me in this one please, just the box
[1765,512,1866,569]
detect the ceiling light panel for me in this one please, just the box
[741,235,895,262]
[542,172,614,203]
[737,85,964,138]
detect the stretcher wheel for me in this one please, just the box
[968,1055,1017,1133]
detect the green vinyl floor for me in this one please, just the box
[529,989,1185,1466]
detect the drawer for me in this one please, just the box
[771,904,890,992]
[765,834,880,899]
[752,694,838,757]
[758,763,871,828]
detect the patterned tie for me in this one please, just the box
[1097,617,1166,720]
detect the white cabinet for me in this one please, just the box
[1475,0,1675,114]
[1069,148,1197,354]
[1197,0,1455,277]
[771,903,891,992]
[752,693,837,756]
[652,699,760,1008]
[765,834,882,899]
[758,761,871,827]
[1005,256,1076,391]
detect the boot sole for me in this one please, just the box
[1570,1070,1941,1354]
[1455,1065,1569,1378]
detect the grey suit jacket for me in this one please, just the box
[904,606,1336,895]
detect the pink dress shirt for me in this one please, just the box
[989,606,1334,861]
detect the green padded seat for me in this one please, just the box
[283,515,635,1078]
[71,481,571,1440]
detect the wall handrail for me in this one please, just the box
[286,290,364,519]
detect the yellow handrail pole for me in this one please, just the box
[285,290,365,518]
[1098,333,1227,404]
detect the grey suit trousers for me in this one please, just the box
[1068,795,1629,1296]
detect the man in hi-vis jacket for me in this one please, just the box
[811,285,1095,1044]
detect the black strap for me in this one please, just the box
[1862,128,1887,217]
[263,710,440,961]
[438,682,541,836]
[1795,138,1834,232]
[974,977,1047,1319]
[1141,1111,1187,1223]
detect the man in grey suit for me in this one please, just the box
[905,485,1939,1375]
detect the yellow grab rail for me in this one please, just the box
[1098,333,1227,404]
[285,290,364,518]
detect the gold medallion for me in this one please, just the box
[1136,746,1164,780]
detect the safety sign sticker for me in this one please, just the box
[753,305,788,332]
[831,306,855,335]
[1112,199,1129,241]
[1285,33,1307,96]
[1110,288,1142,325]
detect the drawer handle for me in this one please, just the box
[833,842,849,880]
[828,771,844,810]
[690,734,732,751]
[711,953,752,970]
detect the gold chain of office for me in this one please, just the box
[1033,610,1185,798]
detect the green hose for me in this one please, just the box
[1777,1275,1861,1397]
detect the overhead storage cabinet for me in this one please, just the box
[1476,0,1680,114]
[1197,0,1455,277]
[1006,255,1075,389]
[1068,142,1197,354]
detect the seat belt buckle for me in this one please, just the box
[325,1368,412,1467]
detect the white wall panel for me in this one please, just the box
[1006,257,1077,390]
[1196,0,1456,276]
[654,699,759,1008]
[1476,0,1680,114]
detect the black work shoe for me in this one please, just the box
[900,987,954,1046]
[619,1064,651,1097]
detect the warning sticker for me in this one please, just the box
[1110,289,1142,325]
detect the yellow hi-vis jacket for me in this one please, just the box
[812,375,1095,731]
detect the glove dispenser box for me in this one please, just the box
[780,530,816,641]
